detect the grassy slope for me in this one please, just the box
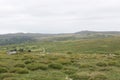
[0,37,120,80]
[2,37,120,54]
[0,52,120,80]
[1,31,120,45]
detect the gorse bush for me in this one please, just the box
[63,67,77,75]
[70,72,90,80]
[96,62,108,67]
[26,63,41,71]
[0,62,7,67]
[108,61,116,66]
[107,61,120,67]
[89,72,107,80]
[24,59,34,64]
[2,77,17,80]
[66,51,72,54]
[98,67,112,71]
[70,72,107,80]
[56,58,71,65]
[14,63,25,68]
[0,67,8,73]
[79,63,93,68]
[39,64,48,70]
[0,73,17,80]
[48,63,63,70]
[9,68,29,74]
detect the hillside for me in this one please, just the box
[0,33,53,45]
[0,37,120,80]
[0,31,119,45]
[1,35,120,54]
[0,32,120,80]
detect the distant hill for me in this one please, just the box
[0,31,120,45]
[0,33,35,45]
[75,30,120,35]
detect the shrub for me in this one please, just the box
[63,67,77,75]
[108,61,117,66]
[9,68,29,74]
[99,67,112,71]
[49,57,58,60]
[96,62,108,67]
[70,72,90,80]
[108,61,120,67]
[89,67,96,71]
[66,52,72,54]
[14,63,25,68]
[89,72,107,80]
[48,63,63,70]
[79,63,93,68]
[0,67,8,73]
[26,63,41,71]
[0,73,17,80]
[3,77,26,80]
[39,60,51,64]
[56,59,71,65]
[0,62,7,67]
[24,60,34,64]
[39,64,48,70]
[3,77,17,80]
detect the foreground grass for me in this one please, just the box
[0,52,120,80]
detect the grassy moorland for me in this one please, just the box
[0,37,120,80]
[0,52,120,80]
[1,36,120,54]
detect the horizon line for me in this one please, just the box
[1,30,120,35]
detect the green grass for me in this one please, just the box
[1,37,120,54]
[0,37,120,80]
[0,52,120,80]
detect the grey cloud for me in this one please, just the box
[0,0,120,34]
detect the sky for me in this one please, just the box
[0,0,120,34]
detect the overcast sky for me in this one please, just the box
[0,0,120,34]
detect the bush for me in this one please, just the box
[0,62,7,67]
[39,64,48,70]
[0,73,17,80]
[24,60,34,64]
[0,67,8,73]
[70,72,90,80]
[89,72,107,80]
[63,67,77,75]
[3,77,17,80]
[14,63,25,68]
[26,63,41,71]
[66,52,72,54]
[79,63,93,68]
[96,62,108,67]
[3,77,26,80]
[9,68,29,74]
[48,63,63,70]
[108,61,120,67]
[98,67,112,71]
[56,59,71,65]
